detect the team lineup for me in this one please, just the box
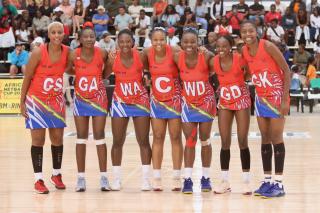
[19,20,290,199]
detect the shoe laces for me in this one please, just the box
[184,178,193,187]
[201,177,210,185]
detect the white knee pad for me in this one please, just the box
[76,139,87,145]
[201,140,211,146]
[95,139,106,146]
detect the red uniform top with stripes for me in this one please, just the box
[213,53,251,110]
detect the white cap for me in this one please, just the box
[53,7,63,13]
[32,37,44,45]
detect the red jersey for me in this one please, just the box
[74,47,107,108]
[225,12,245,30]
[178,51,214,105]
[242,39,284,100]
[28,44,68,98]
[213,53,251,110]
[112,49,149,105]
[264,11,282,25]
[148,45,180,102]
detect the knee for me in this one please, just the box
[153,131,166,143]
[237,138,248,150]
[169,132,181,144]
[112,138,124,148]
[51,136,63,146]
[199,133,210,142]
[221,142,230,150]
[32,137,45,146]
[260,132,269,143]
[93,131,105,140]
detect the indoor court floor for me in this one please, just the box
[1,106,320,213]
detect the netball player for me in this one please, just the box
[141,27,183,191]
[20,22,69,194]
[107,29,152,191]
[241,21,290,198]
[66,26,110,192]
[173,29,216,194]
[212,35,252,195]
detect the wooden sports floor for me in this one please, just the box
[1,106,320,213]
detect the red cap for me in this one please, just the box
[83,21,94,29]
[167,27,175,34]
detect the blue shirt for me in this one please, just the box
[93,13,109,32]
[10,50,29,67]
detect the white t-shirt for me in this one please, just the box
[167,36,180,46]
[16,30,30,42]
[310,14,320,28]
[275,2,286,15]
[128,5,143,19]
[135,15,151,29]
[267,25,285,42]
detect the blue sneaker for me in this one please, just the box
[182,178,193,194]
[261,183,285,198]
[200,176,212,192]
[254,181,272,196]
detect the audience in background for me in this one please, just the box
[9,43,29,77]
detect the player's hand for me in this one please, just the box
[108,49,118,60]
[280,98,290,116]
[20,102,28,118]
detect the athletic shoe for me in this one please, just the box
[75,177,86,192]
[201,176,212,192]
[50,174,66,189]
[34,179,49,194]
[182,178,193,194]
[152,178,163,191]
[171,178,181,192]
[141,178,152,191]
[242,182,252,195]
[261,183,285,198]
[214,181,231,194]
[111,179,122,191]
[254,181,272,196]
[100,176,111,191]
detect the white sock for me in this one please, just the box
[113,166,121,181]
[264,175,272,182]
[78,172,85,178]
[275,175,283,187]
[34,172,43,181]
[142,164,151,180]
[202,167,210,178]
[242,172,250,183]
[52,169,60,176]
[173,169,181,179]
[153,169,161,179]
[100,172,107,178]
[221,170,229,182]
[184,168,193,179]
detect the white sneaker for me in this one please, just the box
[242,182,252,195]
[141,178,152,191]
[100,176,111,191]
[111,179,122,191]
[152,178,163,191]
[214,181,231,194]
[75,177,86,192]
[171,178,181,191]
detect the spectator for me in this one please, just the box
[98,31,116,51]
[204,31,218,53]
[307,0,320,13]
[40,0,53,18]
[85,0,97,21]
[32,9,50,38]
[209,0,225,31]
[194,0,208,30]
[314,34,320,69]
[255,15,266,39]
[27,0,38,20]
[282,7,296,45]
[290,65,302,93]
[9,43,29,77]
[70,31,80,49]
[214,16,232,36]
[128,0,143,20]
[296,8,310,45]
[274,0,286,15]
[58,0,74,27]
[114,6,133,32]
[105,0,126,24]
[178,7,198,33]
[21,10,32,28]
[306,56,317,86]
[289,0,306,13]
[265,4,282,26]
[176,0,189,16]
[0,9,10,34]
[15,21,31,43]
[266,18,285,44]
[143,31,152,48]
[234,0,249,18]
[92,5,109,39]
[279,43,293,67]
[0,0,18,18]
[134,9,150,43]
[167,27,179,46]
[152,0,167,26]
[226,5,244,36]
[293,41,311,73]
[161,4,180,29]
[310,7,320,42]
[73,0,85,35]
[248,0,265,21]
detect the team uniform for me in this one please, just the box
[213,53,251,110]
[111,49,150,117]
[242,39,288,118]
[73,47,108,116]
[25,44,68,129]
[178,51,216,122]
[148,45,181,119]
